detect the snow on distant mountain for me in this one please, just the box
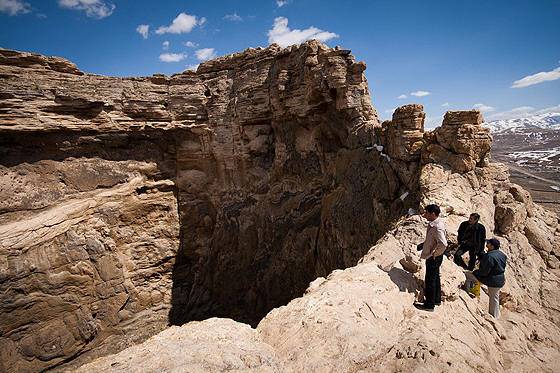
[488,111,560,187]
[484,112,560,134]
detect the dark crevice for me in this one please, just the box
[167,115,418,328]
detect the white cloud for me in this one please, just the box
[156,12,204,34]
[534,104,560,115]
[186,64,199,72]
[58,0,115,19]
[0,0,31,15]
[195,48,217,61]
[410,90,430,97]
[162,41,170,50]
[136,24,149,39]
[267,17,339,48]
[473,103,495,112]
[223,12,242,22]
[184,41,198,48]
[441,102,450,107]
[397,94,407,99]
[486,105,560,121]
[276,0,289,7]
[514,105,536,111]
[511,65,560,88]
[159,53,187,63]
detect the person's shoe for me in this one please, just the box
[414,303,435,312]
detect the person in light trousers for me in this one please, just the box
[465,238,507,318]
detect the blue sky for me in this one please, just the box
[1,0,559,127]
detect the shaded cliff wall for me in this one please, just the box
[167,43,415,326]
[0,42,420,371]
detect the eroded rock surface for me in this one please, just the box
[75,318,280,373]
[78,105,559,373]
[423,110,492,173]
[1,44,559,373]
[0,42,424,371]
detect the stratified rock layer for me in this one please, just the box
[1,44,559,373]
[78,105,560,373]
[423,110,492,173]
[0,43,424,371]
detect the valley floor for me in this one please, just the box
[495,160,560,216]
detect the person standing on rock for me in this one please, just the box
[465,238,507,318]
[454,213,486,270]
[415,204,448,312]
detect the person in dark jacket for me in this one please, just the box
[466,238,507,318]
[454,213,486,270]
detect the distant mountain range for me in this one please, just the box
[486,111,560,203]
[484,112,560,134]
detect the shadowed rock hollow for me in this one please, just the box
[1,43,559,372]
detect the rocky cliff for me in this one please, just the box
[0,42,421,371]
[76,107,560,373]
[1,43,559,372]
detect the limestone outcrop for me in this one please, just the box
[379,104,425,162]
[423,110,492,173]
[1,43,559,372]
[0,42,421,371]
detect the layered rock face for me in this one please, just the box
[167,43,407,328]
[2,44,559,373]
[0,43,423,371]
[0,51,183,371]
[423,110,492,172]
[77,104,560,373]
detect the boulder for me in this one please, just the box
[495,202,527,234]
[422,110,492,173]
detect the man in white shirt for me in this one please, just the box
[416,204,447,311]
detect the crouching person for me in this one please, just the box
[466,238,507,318]
[454,212,486,270]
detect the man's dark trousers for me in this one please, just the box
[424,255,443,307]
[454,244,478,270]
